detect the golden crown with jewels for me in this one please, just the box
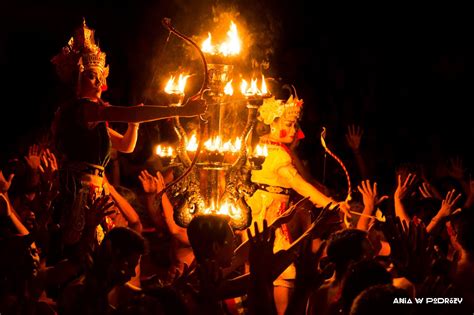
[258,94,303,125]
[51,18,109,84]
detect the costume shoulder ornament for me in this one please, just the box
[257,93,304,125]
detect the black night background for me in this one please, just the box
[1,1,472,191]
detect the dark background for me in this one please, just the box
[1,1,472,188]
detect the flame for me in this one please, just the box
[164,73,190,94]
[224,80,233,96]
[202,33,213,54]
[240,75,269,96]
[261,75,268,94]
[203,201,242,219]
[185,134,241,153]
[156,145,174,157]
[203,136,241,152]
[240,79,248,95]
[201,21,241,56]
[186,134,198,152]
[255,144,268,157]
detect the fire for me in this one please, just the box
[240,75,269,96]
[255,144,268,156]
[164,73,190,94]
[203,201,242,219]
[201,21,241,57]
[156,145,174,157]
[202,136,241,152]
[186,134,198,152]
[224,80,233,95]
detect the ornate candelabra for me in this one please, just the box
[160,19,270,230]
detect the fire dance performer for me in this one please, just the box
[50,19,206,248]
[246,90,349,314]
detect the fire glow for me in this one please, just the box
[254,144,269,157]
[186,134,242,153]
[164,73,190,94]
[224,80,234,95]
[201,21,241,57]
[156,145,174,157]
[240,75,269,96]
[203,201,243,219]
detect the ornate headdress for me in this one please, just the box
[257,92,303,125]
[51,19,109,85]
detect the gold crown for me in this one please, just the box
[258,94,303,125]
[51,19,108,83]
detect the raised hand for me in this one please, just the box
[394,173,417,201]
[447,156,467,181]
[436,189,462,219]
[84,194,115,228]
[247,220,276,280]
[0,170,15,193]
[358,180,389,210]
[382,216,435,283]
[138,170,160,194]
[345,124,363,151]
[39,149,58,185]
[24,144,42,171]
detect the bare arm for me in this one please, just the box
[0,193,30,235]
[108,125,139,153]
[278,166,333,207]
[83,99,206,123]
[393,174,416,224]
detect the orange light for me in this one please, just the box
[224,80,234,96]
[202,136,241,153]
[255,144,268,157]
[156,145,174,157]
[201,21,241,57]
[203,201,242,219]
[240,75,269,96]
[164,73,190,94]
[186,134,198,152]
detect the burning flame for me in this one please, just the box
[224,80,233,96]
[203,201,242,219]
[255,144,268,157]
[186,134,198,152]
[185,134,241,153]
[240,75,269,96]
[156,145,174,157]
[164,73,190,94]
[203,136,241,152]
[201,21,241,56]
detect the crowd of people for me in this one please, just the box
[1,20,473,315]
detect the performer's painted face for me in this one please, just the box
[269,117,297,143]
[78,67,106,99]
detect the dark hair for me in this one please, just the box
[102,227,146,259]
[187,215,232,262]
[327,229,368,275]
[350,284,413,315]
[341,260,392,313]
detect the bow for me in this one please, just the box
[321,127,352,227]
[157,18,209,197]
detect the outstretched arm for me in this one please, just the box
[278,165,334,207]
[83,99,206,123]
